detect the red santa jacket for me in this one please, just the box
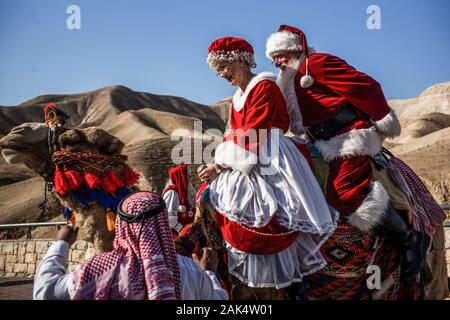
[297,53,391,125]
[215,72,290,174]
[287,53,401,162]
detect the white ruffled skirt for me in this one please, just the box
[210,130,339,289]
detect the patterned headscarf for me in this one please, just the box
[71,191,182,300]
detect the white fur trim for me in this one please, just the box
[314,127,383,162]
[276,59,305,134]
[207,51,256,69]
[373,109,401,139]
[266,30,302,59]
[347,181,389,232]
[214,140,258,175]
[300,74,314,88]
[233,72,276,112]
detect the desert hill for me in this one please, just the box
[0,85,226,225]
[0,82,449,223]
[387,82,450,203]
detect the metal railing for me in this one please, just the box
[0,221,67,239]
[0,204,449,239]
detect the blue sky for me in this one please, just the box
[0,0,449,106]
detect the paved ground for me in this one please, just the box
[0,277,448,300]
[0,278,34,300]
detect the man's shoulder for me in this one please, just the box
[178,255,201,271]
[163,186,177,195]
[308,52,341,64]
[305,53,349,79]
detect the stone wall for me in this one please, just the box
[1,229,450,289]
[0,239,95,278]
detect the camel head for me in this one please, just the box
[0,124,126,175]
[1,123,137,252]
[58,127,125,156]
[0,122,51,173]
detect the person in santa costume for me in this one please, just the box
[265,25,430,282]
[198,36,339,290]
[162,164,196,238]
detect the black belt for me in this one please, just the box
[306,107,358,141]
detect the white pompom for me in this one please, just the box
[300,75,314,88]
[177,205,186,213]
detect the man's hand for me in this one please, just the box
[56,225,79,247]
[192,247,219,273]
[198,164,223,184]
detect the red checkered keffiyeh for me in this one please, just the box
[387,157,447,236]
[71,192,182,300]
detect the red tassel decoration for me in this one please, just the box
[64,169,84,190]
[101,174,117,193]
[54,167,70,195]
[84,172,102,189]
[106,170,125,189]
[124,166,140,186]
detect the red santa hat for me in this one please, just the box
[266,25,314,88]
[207,36,256,69]
[167,164,189,205]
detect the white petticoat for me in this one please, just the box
[210,130,339,288]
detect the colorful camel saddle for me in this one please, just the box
[51,151,140,229]
[305,221,419,300]
[305,147,444,300]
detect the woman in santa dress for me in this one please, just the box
[198,36,339,289]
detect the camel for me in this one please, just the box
[0,122,141,252]
[1,122,447,299]
[184,150,449,300]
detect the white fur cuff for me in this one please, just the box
[214,140,258,175]
[314,127,383,162]
[347,181,389,232]
[373,109,401,139]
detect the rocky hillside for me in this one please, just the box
[0,86,226,225]
[0,82,449,224]
[387,82,450,203]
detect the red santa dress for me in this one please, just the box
[209,72,339,289]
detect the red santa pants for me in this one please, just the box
[326,155,373,216]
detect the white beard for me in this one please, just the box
[276,55,305,135]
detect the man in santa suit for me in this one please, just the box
[198,36,339,292]
[162,164,196,238]
[265,25,428,281]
